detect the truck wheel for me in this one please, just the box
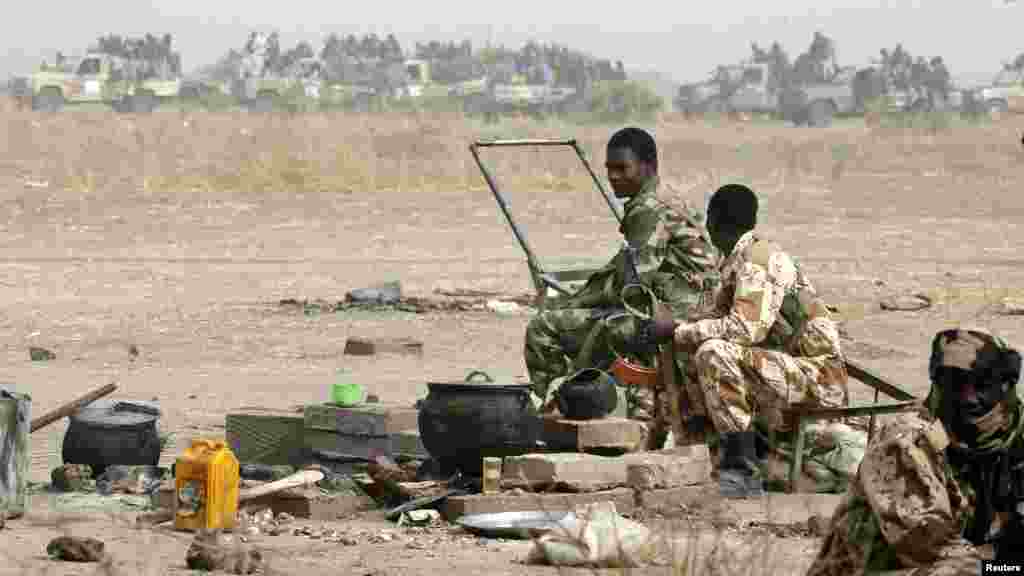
[705,98,727,115]
[32,88,63,113]
[806,100,834,128]
[986,99,1009,121]
[130,92,156,114]
[248,92,276,113]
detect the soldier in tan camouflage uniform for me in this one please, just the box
[806,327,1024,576]
[523,127,719,448]
[649,183,849,496]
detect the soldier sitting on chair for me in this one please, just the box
[523,127,719,448]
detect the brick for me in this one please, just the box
[623,445,712,490]
[542,417,645,453]
[501,453,628,492]
[343,337,423,357]
[442,488,635,521]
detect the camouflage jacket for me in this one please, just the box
[562,176,719,316]
[673,231,844,361]
[806,413,987,576]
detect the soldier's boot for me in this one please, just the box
[718,431,763,499]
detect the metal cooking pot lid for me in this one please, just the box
[70,399,161,428]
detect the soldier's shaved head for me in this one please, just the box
[607,127,657,171]
[605,127,657,198]
[708,184,758,231]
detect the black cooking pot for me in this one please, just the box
[417,371,543,477]
[62,399,162,477]
[554,368,618,421]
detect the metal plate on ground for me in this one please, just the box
[455,510,570,539]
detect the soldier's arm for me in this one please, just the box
[856,417,961,566]
[674,246,794,347]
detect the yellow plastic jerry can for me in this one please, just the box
[174,439,240,532]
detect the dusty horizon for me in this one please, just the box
[2,0,1021,88]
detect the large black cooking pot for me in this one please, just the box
[417,371,542,477]
[62,399,162,477]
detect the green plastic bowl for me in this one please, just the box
[331,382,365,406]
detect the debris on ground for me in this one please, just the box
[343,336,424,356]
[277,287,535,316]
[998,297,1024,316]
[96,465,166,495]
[346,281,402,305]
[46,536,105,562]
[485,299,525,316]
[51,464,95,492]
[527,501,653,567]
[29,346,56,361]
[185,530,263,574]
[879,293,932,311]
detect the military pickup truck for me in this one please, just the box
[677,61,860,127]
[394,58,489,113]
[963,67,1024,119]
[9,53,180,113]
[226,57,378,112]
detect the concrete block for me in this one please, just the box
[501,453,628,492]
[542,416,645,453]
[304,403,418,436]
[343,337,423,357]
[624,445,712,490]
[442,488,635,521]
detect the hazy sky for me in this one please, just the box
[2,0,1020,86]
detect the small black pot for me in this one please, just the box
[417,371,542,477]
[554,368,618,421]
[62,399,162,477]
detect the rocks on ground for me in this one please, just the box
[46,536,105,562]
[185,530,263,574]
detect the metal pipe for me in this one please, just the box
[468,143,544,293]
[571,141,622,224]
[473,138,576,147]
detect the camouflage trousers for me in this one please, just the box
[524,307,695,450]
[690,339,848,435]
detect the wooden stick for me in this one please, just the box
[656,301,688,447]
[237,469,324,502]
[30,382,118,433]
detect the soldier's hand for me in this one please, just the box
[652,303,678,345]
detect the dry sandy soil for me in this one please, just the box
[0,102,1021,574]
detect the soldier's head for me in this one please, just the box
[926,328,1022,448]
[706,184,758,255]
[606,127,657,198]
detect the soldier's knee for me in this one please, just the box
[694,339,731,369]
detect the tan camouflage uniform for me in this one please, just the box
[671,230,849,435]
[806,413,985,576]
[807,328,1024,575]
[524,176,718,443]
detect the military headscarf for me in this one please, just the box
[925,326,1023,453]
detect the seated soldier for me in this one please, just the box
[523,127,718,446]
[806,327,1024,575]
[648,183,850,497]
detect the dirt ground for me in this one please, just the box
[0,104,1022,574]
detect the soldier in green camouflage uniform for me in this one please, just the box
[806,327,1024,576]
[523,127,719,447]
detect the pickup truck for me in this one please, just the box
[9,53,180,113]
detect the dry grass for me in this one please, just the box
[2,105,1020,212]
